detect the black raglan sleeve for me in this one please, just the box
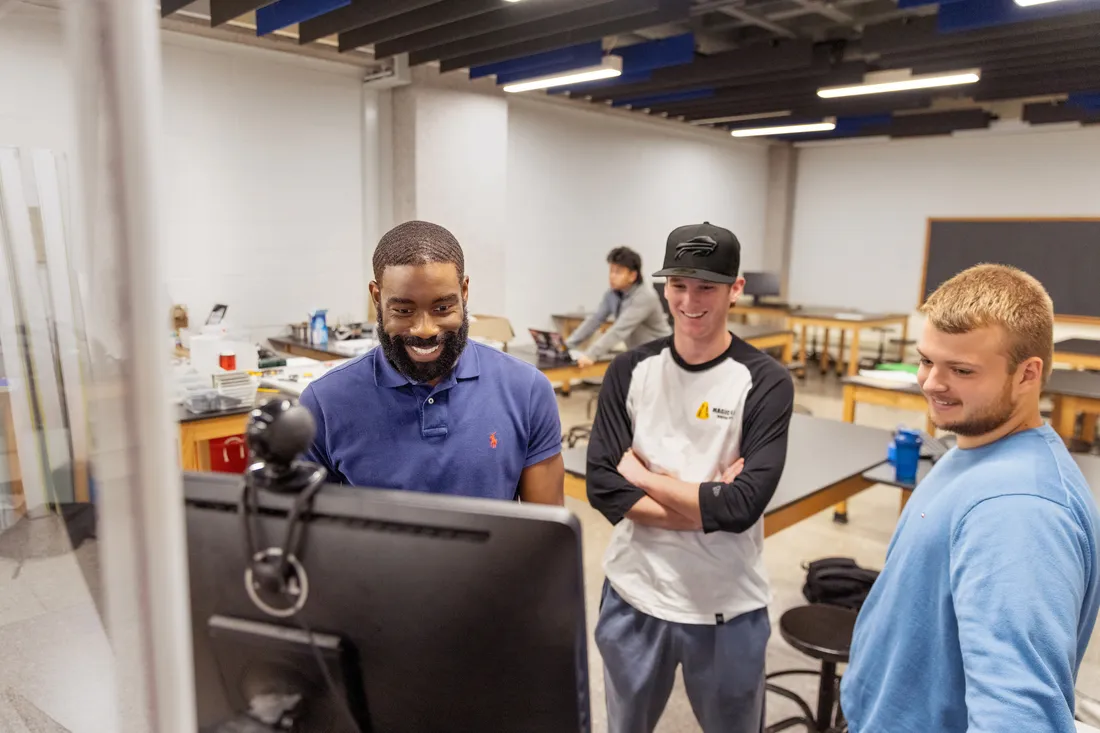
[586,352,646,525]
[698,356,794,533]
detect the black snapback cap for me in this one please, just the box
[652,222,741,284]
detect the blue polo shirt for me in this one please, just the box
[299,341,562,500]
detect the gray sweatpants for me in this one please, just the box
[595,581,770,733]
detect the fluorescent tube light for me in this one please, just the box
[502,56,622,93]
[731,121,835,137]
[1015,0,1062,6]
[818,70,980,98]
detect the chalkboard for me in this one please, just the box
[921,219,1100,323]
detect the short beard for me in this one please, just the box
[932,380,1016,437]
[377,308,469,384]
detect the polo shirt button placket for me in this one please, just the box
[421,391,448,439]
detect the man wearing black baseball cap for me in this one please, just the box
[587,222,794,732]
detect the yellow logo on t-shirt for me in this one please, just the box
[696,402,710,420]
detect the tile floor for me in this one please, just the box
[1,366,1099,731]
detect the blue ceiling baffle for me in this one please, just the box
[1068,92,1100,111]
[470,42,606,82]
[937,0,1100,32]
[256,0,351,36]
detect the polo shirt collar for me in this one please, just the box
[374,342,481,389]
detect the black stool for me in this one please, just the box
[562,377,603,448]
[766,604,858,733]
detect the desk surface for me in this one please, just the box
[509,346,612,371]
[563,415,891,515]
[844,369,1100,400]
[269,335,357,358]
[843,374,923,395]
[1055,338,1100,357]
[730,323,792,341]
[789,307,907,323]
[864,451,1100,494]
[177,403,253,424]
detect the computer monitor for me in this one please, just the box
[653,282,674,327]
[742,271,782,298]
[186,472,590,733]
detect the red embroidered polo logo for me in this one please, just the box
[489,433,498,449]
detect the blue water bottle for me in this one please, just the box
[894,428,923,484]
[310,309,328,347]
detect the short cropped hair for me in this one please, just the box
[920,264,1054,383]
[607,246,643,284]
[372,220,465,282]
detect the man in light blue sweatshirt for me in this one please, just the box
[842,264,1100,732]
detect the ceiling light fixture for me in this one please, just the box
[731,121,836,137]
[502,56,622,93]
[817,69,980,98]
[1014,0,1062,6]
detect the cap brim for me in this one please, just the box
[652,267,736,284]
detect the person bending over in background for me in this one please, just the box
[567,246,671,368]
[842,264,1100,733]
[586,223,794,733]
[300,220,564,506]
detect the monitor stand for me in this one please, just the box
[202,615,368,733]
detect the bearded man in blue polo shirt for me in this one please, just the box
[299,220,564,505]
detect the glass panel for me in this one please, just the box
[0,146,118,730]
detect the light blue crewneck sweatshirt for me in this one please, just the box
[842,424,1100,733]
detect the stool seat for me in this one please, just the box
[779,605,858,664]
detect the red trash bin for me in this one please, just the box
[208,435,248,473]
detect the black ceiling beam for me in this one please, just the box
[580,61,831,105]
[301,0,445,44]
[878,21,1100,68]
[884,109,991,138]
[641,65,866,114]
[300,0,446,44]
[376,0,622,58]
[913,45,1100,76]
[642,65,862,114]
[336,0,508,51]
[906,34,1100,72]
[647,82,824,115]
[584,39,819,102]
[862,10,1100,56]
[161,0,197,18]
[210,0,278,27]
[436,0,691,72]
[406,0,657,65]
[677,94,818,121]
[1024,102,1100,126]
[792,92,936,118]
[973,66,1100,101]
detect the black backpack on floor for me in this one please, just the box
[801,557,879,612]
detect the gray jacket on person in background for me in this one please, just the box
[565,282,672,360]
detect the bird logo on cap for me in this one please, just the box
[675,236,718,259]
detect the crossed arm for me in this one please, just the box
[586,353,792,533]
[620,456,744,531]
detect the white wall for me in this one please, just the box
[0,6,368,337]
[411,86,509,316]
[505,98,771,332]
[789,127,1100,317]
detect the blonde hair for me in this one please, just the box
[920,264,1054,383]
